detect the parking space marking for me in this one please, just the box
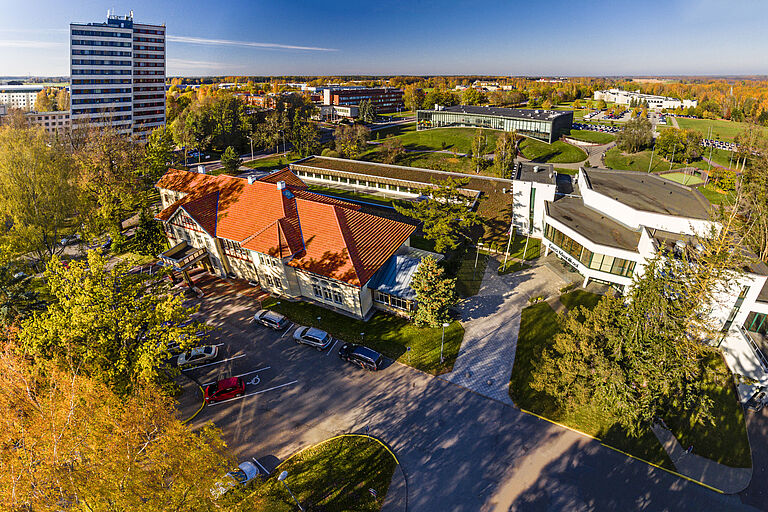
[207,380,298,406]
[252,457,270,475]
[280,323,295,338]
[182,354,245,371]
[202,366,272,387]
[326,339,338,356]
[212,343,225,348]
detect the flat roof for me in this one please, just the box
[424,105,571,122]
[515,162,556,185]
[583,168,711,220]
[290,156,514,220]
[546,197,641,252]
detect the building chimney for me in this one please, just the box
[276,180,286,190]
[197,165,206,174]
[247,175,259,185]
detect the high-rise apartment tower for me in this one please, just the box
[70,10,165,138]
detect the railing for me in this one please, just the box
[738,326,768,372]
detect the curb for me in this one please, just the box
[518,407,727,495]
[180,372,206,425]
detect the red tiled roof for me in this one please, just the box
[258,168,307,189]
[155,168,415,286]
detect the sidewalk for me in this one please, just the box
[380,463,407,512]
[651,423,752,493]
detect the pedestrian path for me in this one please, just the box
[442,259,565,404]
[380,463,407,512]
[651,423,752,493]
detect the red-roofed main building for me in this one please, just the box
[155,167,417,319]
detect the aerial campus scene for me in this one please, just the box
[3,1,768,511]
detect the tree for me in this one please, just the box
[470,128,488,173]
[221,145,242,173]
[171,109,195,164]
[494,131,517,178]
[334,124,370,158]
[410,256,458,327]
[34,88,55,111]
[0,346,236,512]
[19,251,207,395]
[616,116,653,153]
[394,177,483,252]
[0,261,44,325]
[596,99,607,109]
[462,88,485,105]
[403,84,425,112]
[143,127,175,186]
[532,220,748,435]
[656,128,702,163]
[74,126,143,242]
[290,118,321,158]
[55,88,70,111]
[380,137,405,164]
[0,126,79,262]
[259,110,289,154]
[731,127,768,260]
[541,99,553,110]
[358,99,375,123]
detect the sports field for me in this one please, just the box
[674,117,764,142]
[661,172,704,185]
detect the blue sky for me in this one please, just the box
[0,0,765,77]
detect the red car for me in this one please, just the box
[204,377,245,404]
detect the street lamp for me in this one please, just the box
[440,322,450,363]
[278,471,304,511]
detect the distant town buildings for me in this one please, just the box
[70,10,165,138]
[0,84,45,109]
[417,105,573,144]
[593,88,697,110]
[25,111,71,133]
[322,87,404,114]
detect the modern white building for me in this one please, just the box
[514,165,768,400]
[0,85,45,109]
[70,11,165,138]
[594,88,697,111]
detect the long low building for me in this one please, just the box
[416,105,573,143]
[594,88,698,110]
[514,165,768,400]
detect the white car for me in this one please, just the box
[211,461,261,498]
[293,326,334,350]
[177,345,218,367]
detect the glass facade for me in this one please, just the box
[744,312,768,336]
[417,110,552,142]
[544,224,636,278]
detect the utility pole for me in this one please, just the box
[647,144,655,173]
[669,144,676,171]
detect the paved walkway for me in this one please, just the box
[442,258,565,404]
[670,116,680,128]
[380,463,408,512]
[651,424,752,494]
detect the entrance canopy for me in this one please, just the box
[160,242,208,271]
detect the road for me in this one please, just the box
[178,290,760,511]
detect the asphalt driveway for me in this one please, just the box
[178,290,758,511]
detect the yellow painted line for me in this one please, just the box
[181,384,205,425]
[518,408,726,495]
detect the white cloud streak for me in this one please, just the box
[166,35,337,52]
[0,40,65,48]
[167,58,226,70]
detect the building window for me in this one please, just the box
[312,284,322,298]
[221,239,250,261]
[544,223,636,278]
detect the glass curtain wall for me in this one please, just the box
[544,224,636,278]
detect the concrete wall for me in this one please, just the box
[513,179,559,237]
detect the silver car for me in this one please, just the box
[293,326,334,350]
[177,345,218,367]
[254,309,289,330]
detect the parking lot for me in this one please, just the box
[174,290,757,511]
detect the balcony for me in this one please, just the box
[160,241,208,271]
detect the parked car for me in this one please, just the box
[338,343,384,371]
[210,461,261,498]
[293,326,334,350]
[177,345,218,367]
[254,309,289,330]
[204,377,245,403]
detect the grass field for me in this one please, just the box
[519,138,587,163]
[699,184,736,206]
[242,154,295,172]
[661,172,704,185]
[509,292,752,469]
[566,129,616,144]
[674,117,764,142]
[382,126,502,154]
[265,299,464,375]
[250,435,396,511]
[306,184,406,208]
[604,147,686,173]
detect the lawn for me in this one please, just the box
[265,299,464,375]
[699,184,736,206]
[604,147,686,173]
[453,246,488,297]
[306,184,405,208]
[250,435,397,511]
[661,172,704,186]
[554,166,578,176]
[518,138,587,164]
[674,117,764,142]
[360,147,493,177]
[241,154,295,172]
[382,126,502,154]
[566,129,616,144]
[481,236,541,260]
[498,261,530,275]
[509,291,752,469]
